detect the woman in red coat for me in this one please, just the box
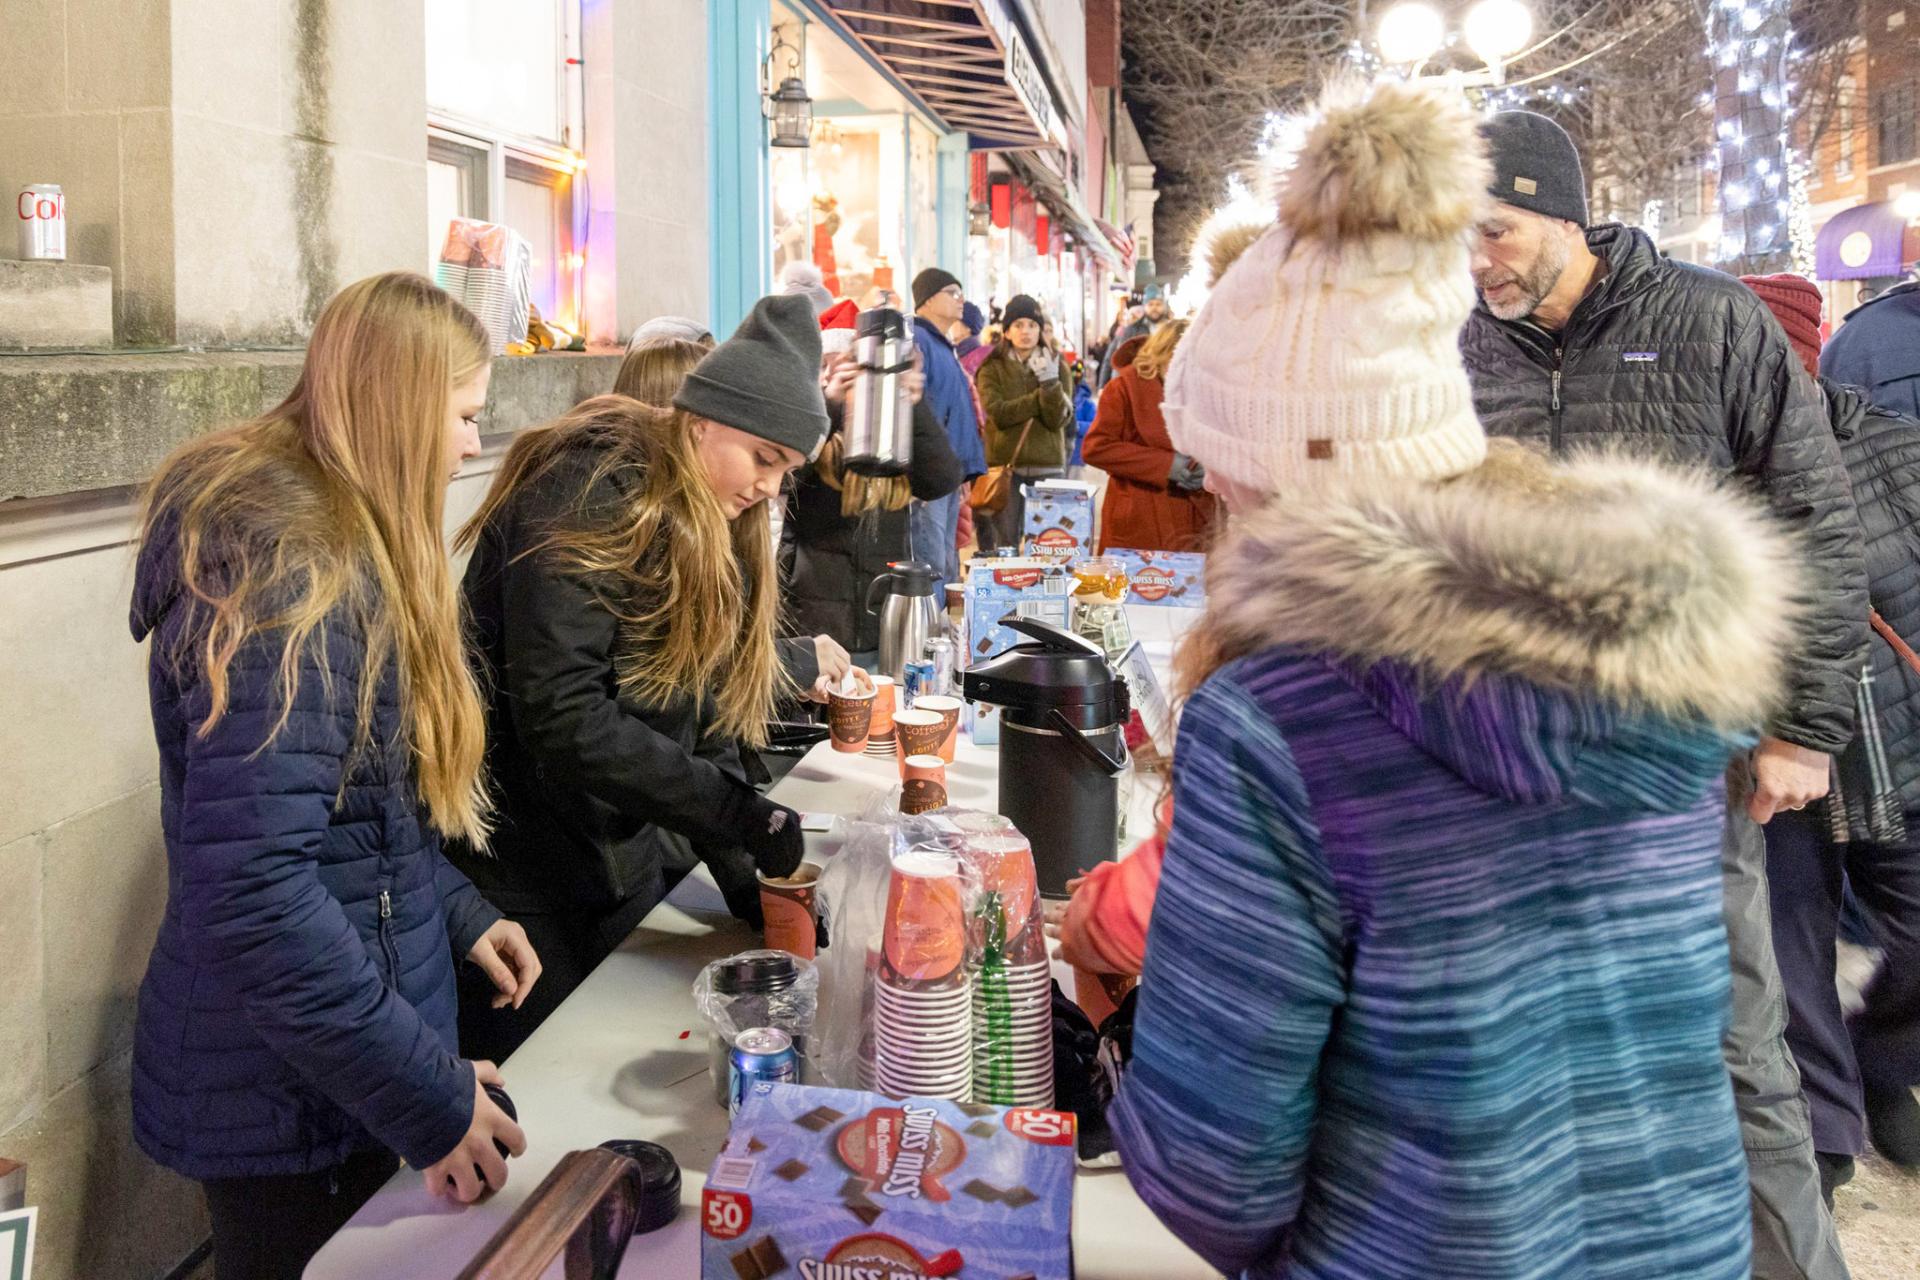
[1083,319,1220,552]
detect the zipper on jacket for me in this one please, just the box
[377,888,400,981]
[1549,348,1565,455]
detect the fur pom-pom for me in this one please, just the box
[1278,77,1490,245]
[781,260,826,290]
[1201,217,1271,287]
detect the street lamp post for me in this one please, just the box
[1376,0,1534,86]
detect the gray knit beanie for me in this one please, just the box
[1483,111,1589,227]
[627,315,713,353]
[674,295,830,460]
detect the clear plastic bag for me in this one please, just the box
[815,798,1055,1107]
[693,950,820,1100]
[432,216,532,354]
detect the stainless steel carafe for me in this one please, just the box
[866,560,942,683]
[842,307,915,477]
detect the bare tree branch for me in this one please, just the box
[1121,0,1858,278]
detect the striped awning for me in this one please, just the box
[817,0,1063,151]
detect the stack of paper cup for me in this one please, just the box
[963,832,1054,1108]
[871,850,973,1100]
[970,957,1054,1107]
[865,676,898,759]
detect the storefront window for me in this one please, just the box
[424,0,582,329]
[768,6,928,308]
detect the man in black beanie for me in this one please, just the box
[1459,110,1868,1280]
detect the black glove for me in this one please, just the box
[737,796,806,880]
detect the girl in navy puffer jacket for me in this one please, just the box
[130,273,541,1280]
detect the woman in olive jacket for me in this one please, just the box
[974,294,1074,551]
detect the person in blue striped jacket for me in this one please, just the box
[1108,77,1797,1279]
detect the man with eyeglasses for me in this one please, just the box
[909,268,987,585]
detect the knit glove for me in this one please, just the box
[1026,351,1061,385]
[1168,453,1207,491]
[736,795,806,880]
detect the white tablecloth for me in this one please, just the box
[308,608,1211,1278]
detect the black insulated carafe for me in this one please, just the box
[963,617,1130,897]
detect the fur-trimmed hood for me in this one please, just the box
[1186,444,1807,804]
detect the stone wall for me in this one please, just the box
[0,0,709,349]
[0,0,177,344]
[0,350,618,1280]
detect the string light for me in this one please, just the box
[1709,0,1805,273]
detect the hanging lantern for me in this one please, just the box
[767,76,812,149]
[763,36,812,150]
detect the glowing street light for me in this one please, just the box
[1378,2,1446,67]
[1380,0,1535,85]
[1464,0,1534,69]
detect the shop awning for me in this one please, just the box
[817,0,1065,151]
[1816,201,1915,280]
[1005,152,1127,282]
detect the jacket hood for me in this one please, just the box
[130,511,183,644]
[1841,277,1920,323]
[1197,443,1804,807]
[913,314,956,350]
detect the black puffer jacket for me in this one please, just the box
[1825,379,1920,813]
[454,440,788,919]
[1460,224,1869,754]
[783,398,962,653]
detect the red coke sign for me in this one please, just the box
[17,183,66,261]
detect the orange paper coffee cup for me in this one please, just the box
[759,862,823,960]
[900,754,948,815]
[892,708,945,766]
[913,695,961,763]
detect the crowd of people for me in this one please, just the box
[117,66,1920,1280]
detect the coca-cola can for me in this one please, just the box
[17,184,66,261]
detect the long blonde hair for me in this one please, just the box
[812,433,912,517]
[139,272,493,844]
[1132,318,1189,381]
[612,338,714,408]
[457,395,787,747]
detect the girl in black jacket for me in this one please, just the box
[452,296,827,1062]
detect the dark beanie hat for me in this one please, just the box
[1002,294,1044,329]
[1742,273,1824,377]
[960,300,985,336]
[912,267,963,310]
[674,294,830,460]
[1483,111,1588,227]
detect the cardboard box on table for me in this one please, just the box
[961,559,1071,746]
[1104,549,1206,609]
[702,1083,1076,1280]
[1020,480,1096,564]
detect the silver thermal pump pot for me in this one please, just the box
[842,307,916,477]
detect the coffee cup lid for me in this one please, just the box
[597,1139,682,1235]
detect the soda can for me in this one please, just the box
[902,660,935,706]
[728,1027,798,1117]
[924,636,956,697]
[17,184,65,261]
